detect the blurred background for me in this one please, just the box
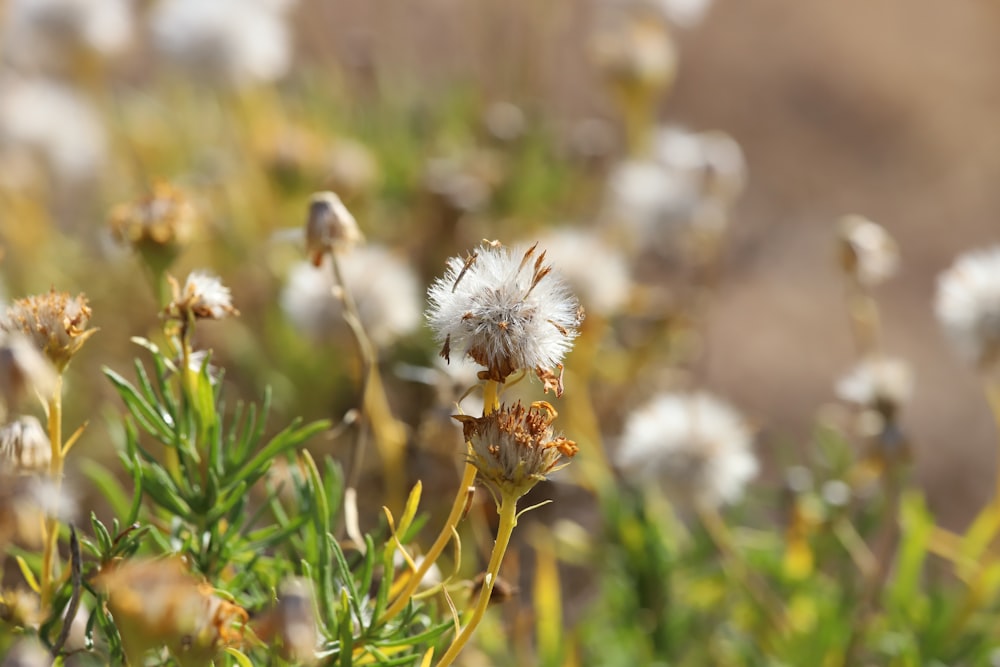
[1,0,998,529]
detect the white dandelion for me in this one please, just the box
[935,246,1000,371]
[0,76,106,184]
[166,271,238,322]
[1,0,132,73]
[526,228,631,317]
[282,246,421,348]
[835,356,913,413]
[0,415,51,473]
[426,242,583,383]
[616,391,758,508]
[149,0,293,88]
[837,215,900,287]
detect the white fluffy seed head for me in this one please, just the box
[837,215,900,287]
[0,415,51,473]
[835,356,913,415]
[616,391,758,508]
[527,228,631,317]
[935,246,1000,371]
[166,271,238,322]
[426,242,583,383]
[282,246,421,348]
[149,0,293,88]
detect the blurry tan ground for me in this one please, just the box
[299,0,1000,526]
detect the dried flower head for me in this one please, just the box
[616,392,758,508]
[304,191,364,266]
[427,242,584,384]
[165,271,238,323]
[94,558,248,665]
[936,245,1000,371]
[837,215,900,287]
[454,401,578,501]
[109,182,196,263]
[0,588,41,630]
[0,333,57,410]
[835,356,914,420]
[0,416,51,474]
[282,247,421,347]
[1,290,95,372]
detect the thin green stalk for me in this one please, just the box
[40,375,64,611]
[435,493,519,667]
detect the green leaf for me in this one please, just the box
[81,460,131,520]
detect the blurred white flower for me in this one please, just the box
[616,391,758,508]
[652,0,713,28]
[0,77,106,183]
[527,228,630,317]
[282,246,421,347]
[936,246,1000,370]
[835,356,913,412]
[166,271,238,322]
[149,0,293,88]
[426,242,583,383]
[591,11,677,92]
[604,126,746,251]
[837,215,900,287]
[2,0,132,73]
[0,333,57,409]
[0,416,51,474]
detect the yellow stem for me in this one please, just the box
[380,459,477,624]
[40,375,64,612]
[435,494,519,667]
[483,380,500,415]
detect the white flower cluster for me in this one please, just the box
[616,391,758,508]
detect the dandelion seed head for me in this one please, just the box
[426,242,583,383]
[837,215,900,287]
[2,0,132,73]
[935,245,1000,371]
[616,391,757,508]
[166,271,238,322]
[282,246,421,347]
[835,356,913,417]
[0,416,51,474]
[0,77,106,184]
[527,228,630,317]
[150,0,293,88]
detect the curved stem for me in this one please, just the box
[380,459,477,624]
[435,494,518,667]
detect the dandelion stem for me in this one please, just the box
[483,380,500,414]
[40,374,63,612]
[434,493,519,667]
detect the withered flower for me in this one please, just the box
[109,182,197,262]
[305,191,363,267]
[94,558,247,666]
[454,401,578,501]
[165,271,238,323]
[1,290,96,372]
